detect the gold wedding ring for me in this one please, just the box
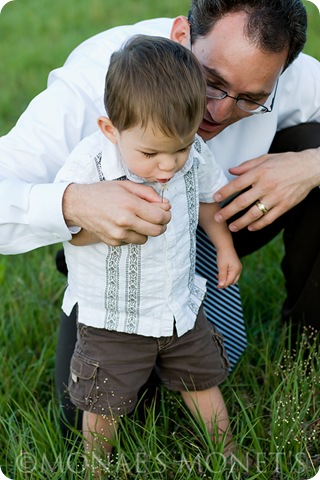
[255,200,269,215]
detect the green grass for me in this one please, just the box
[0,1,319,479]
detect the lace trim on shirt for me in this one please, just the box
[104,244,142,333]
[96,147,142,332]
[125,244,141,333]
[104,247,122,329]
[193,136,202,154]
[184,166,203,314]
[93,152,105,181]
[94,151,127,182]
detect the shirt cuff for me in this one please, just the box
[28,182,73,243]
[68,225,82,234]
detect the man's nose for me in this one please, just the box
[206,96,236,122]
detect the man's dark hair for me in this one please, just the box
[188,0,307,70]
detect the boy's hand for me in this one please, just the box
[216,249,242,289]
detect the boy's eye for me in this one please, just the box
[178,144,193,154]
[142,152,157,158]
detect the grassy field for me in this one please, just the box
[0,1,319,479]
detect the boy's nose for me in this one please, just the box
[158,155,176,172]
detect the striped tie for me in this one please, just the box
[196,226,247,368]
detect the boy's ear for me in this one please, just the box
[97,116,118,144]
[170,16,191,47]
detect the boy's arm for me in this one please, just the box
[199,202,242,288]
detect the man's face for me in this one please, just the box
[172,13,288,141]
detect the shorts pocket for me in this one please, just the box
[211,327,230,370]
[68,352,99,407]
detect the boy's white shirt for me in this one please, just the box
[55,132,227,338]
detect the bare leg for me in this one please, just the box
[181,386,233,452]
[82,411,118,478]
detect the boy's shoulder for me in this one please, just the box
[55,130,103,184]
[72,130,102,155]
[191,134,217,165]
[191,135,228,194]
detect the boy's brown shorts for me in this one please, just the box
[68,306,230,416]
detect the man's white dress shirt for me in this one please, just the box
[0,18,319,253]
[55,133,227,337]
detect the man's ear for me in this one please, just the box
[97,116,118,144]
[170,16,191,47]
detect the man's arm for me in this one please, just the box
[0,20,173,254]
[0,65,102,254]
[0,80,171,253]
[213,54,320,231]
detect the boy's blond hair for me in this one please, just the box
[104,34,206,138]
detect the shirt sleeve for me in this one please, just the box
[54,131,102,185]
[0,40,107,254]
[277,53,320,129]
[193,137,228,203]
[0,78,102,253]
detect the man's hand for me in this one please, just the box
[213,149,320,231]
[63,180,171,245]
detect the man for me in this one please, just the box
[0,0,319,430]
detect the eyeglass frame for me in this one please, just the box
[205,78,279,115]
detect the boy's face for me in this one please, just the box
[100,118,196,184]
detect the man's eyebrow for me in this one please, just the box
[202,65,272,99]
[202,65,230,87]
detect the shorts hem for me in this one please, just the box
[69,396,136,417]
[162,368,229,392]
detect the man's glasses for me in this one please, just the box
[205,79,279,115]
